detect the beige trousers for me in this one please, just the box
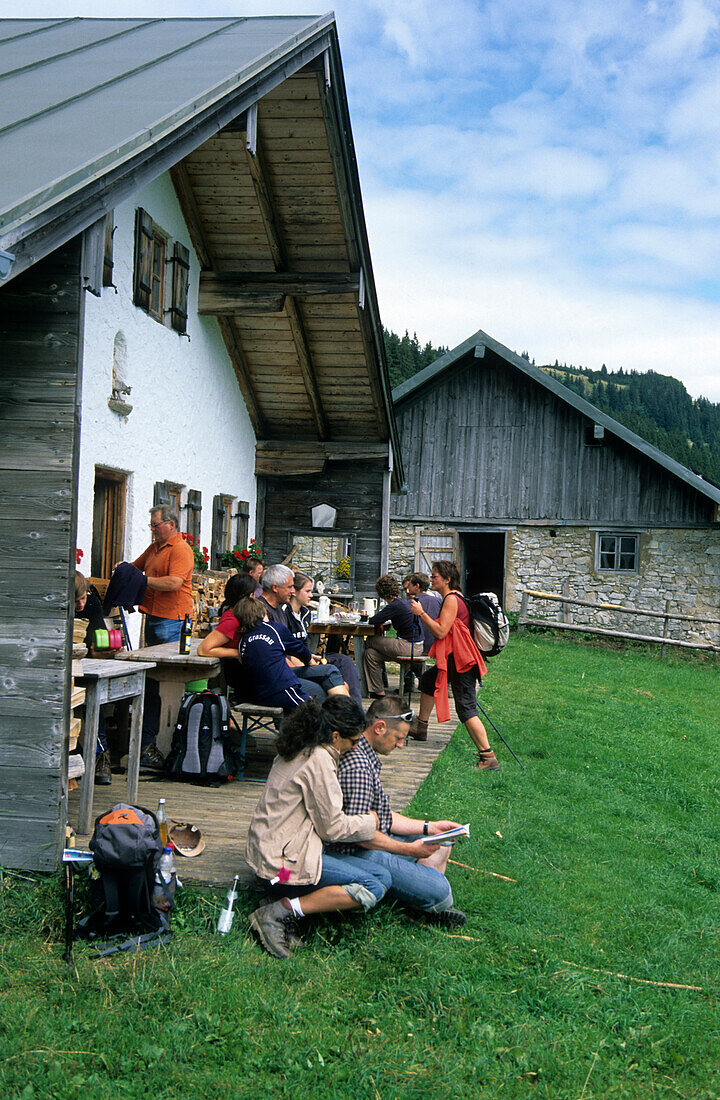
[363,636,416,695]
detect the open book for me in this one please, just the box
[420,823,470,844]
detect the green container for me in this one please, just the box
[185,678,208,692]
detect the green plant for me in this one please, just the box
[221,538,264,570]
[182,532,209,572]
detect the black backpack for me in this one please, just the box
[459,592,510,657]
[76,804,168,951]
[165,689,242,782]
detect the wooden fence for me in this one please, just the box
[517,583,720,655]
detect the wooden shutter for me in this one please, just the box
[170,242,190,334]
[187,489,202,543]
[153,481,172,509]
[103,213,115,287]
[133,208,153,310]
[211,494,226,569]
[235,499,250,549]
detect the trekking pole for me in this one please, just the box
[476,699,525,770]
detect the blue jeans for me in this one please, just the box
[142,615,185,749]
[265,852,391,910]
[346,844,454,913]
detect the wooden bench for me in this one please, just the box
[395,655,431,701]
[229,702,283,781]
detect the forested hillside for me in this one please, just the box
[384,328,720,489]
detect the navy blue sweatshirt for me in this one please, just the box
[368,597,422,643]
[239,621,311,703]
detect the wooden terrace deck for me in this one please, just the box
[68,702,458,888]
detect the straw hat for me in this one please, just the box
[169,821,206,858]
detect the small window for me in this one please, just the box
[596,533,638,572]
[153,480,183,521]
[134,207,190,334]
[414,528,457,573]
[92,467,127,579]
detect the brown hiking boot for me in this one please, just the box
[249,900,299,959]
[408,719,428,742]
[95,750,112,785]
[475,750,500,770]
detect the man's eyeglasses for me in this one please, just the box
[149,522,166,530]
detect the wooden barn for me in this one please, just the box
[0,17,401,872]
[390,329,720,642]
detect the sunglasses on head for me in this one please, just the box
[387,709,414,724]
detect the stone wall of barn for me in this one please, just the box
[389,520,720,647]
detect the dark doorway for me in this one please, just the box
[460,531,506,600]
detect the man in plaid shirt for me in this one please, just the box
[332,697,467,927]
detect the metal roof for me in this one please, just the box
[0,16,333,254]
[393,327,720,508]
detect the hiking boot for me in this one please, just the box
[139,744,165,772]
[433,907,467,929]
[249,900,298,959]
[284,915,306,951]
[95,750,112,785]
[408,718,428,742]
[475,749,500,770]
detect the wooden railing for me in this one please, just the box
[517,583,720,655]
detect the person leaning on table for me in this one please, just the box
[130,504,194,771]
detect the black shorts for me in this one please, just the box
[420,656,479,721]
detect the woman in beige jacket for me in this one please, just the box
[246,696,391,958]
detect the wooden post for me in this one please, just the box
[660,598,671,659]
[562,579,572,624]
[518,590,530,634]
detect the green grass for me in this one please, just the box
[2,634,720,1098]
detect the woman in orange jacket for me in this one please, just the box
[409,560,499,770]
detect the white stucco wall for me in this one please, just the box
[76,173,257,642]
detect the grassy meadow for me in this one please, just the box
[1,633,720,1098]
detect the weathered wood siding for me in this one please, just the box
[259,460,385,591]
[392,351,715,525]
[0,241,83,871]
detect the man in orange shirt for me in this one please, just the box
[132,505,194,770]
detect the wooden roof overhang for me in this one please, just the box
[174,57,402,486]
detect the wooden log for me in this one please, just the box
[520,618,720,651]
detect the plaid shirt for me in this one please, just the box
[331,736,392,854]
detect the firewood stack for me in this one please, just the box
[191,569,232,636]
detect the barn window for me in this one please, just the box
[414,528,457,573]
[596,533,638,572]
[133,208,190,334]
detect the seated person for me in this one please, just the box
[197,573,256,697]
[402,572,441,654]
[363,573,423,699]
[237,598,325,712]
[74,571,113,784]
[287,572,362,703]
[246,696,392,958]
[241,556,264,597]
[257,563,295,626]
[330,696,465,926]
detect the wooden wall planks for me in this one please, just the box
[393,351,715,526]
[0,239,82,871]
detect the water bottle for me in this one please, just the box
[156,798,168,847]
[152,845,177,911]
[217,875,239,934]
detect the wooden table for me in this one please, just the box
[74,658,157,833]
[115,640,221,755]
[309,621,378,696]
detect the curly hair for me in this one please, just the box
[276,696,366,761]
[431,560,462,590]
[374,573,399,602]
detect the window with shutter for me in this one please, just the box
[133,208,153,311]
[170,242,190,334]
[103,213,115,288]
[187,489,202,544]
[211,494,234,568]
[153,481,183,523]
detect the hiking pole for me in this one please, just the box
[476,698,525,770]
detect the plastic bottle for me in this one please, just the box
[179,614,191,655]
[152,845,177,911]
[217,875,239,934]
[157,797,168,847]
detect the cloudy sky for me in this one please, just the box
[6,1,720,399]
